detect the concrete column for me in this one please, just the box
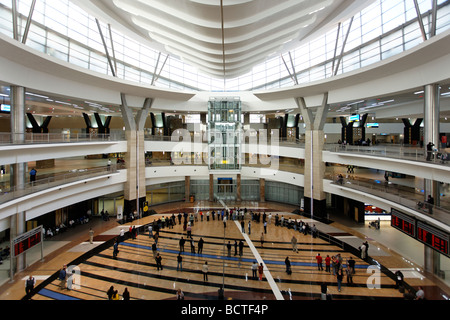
[236,174,241,202]
[121,96,152,216]
[209,174,214,202]
[185,176,190,203]
[296,94,328,219]
[260,178,265,202]
[10,85,27,273]
[423,84,441,275]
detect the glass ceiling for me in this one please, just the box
[0,0,449,92]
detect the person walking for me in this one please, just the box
[155,253,163,271]
[241,220,245,233]
[234,240,238,256]
[291,236,298,253]
[25,275,36,299]
[263,221,267,234]
[202,261,209,282]
[227,241,231,257]
[248,221,251,235]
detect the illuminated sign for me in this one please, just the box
[391,209,415,237]
[12,226,43,257]
[417,221,449,257]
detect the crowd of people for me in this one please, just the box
[24,205,424,300]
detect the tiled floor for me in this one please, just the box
[0,201,448,300]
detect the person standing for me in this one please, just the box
[202,261,209,282]
[190,239,195,254]
[198,237,204,255]
[176,289,184,300]
[426,142,434,161]
[325,255,331,273]
[122,288,130,300]
[258,263,264,281]
[234,240,238,256]
[113,237,119,259]
[415,286,425,300]
[336,267,344,292]
[347,256,355,275]
[177,253,183,271]
[346,265,353,284]
[427,195,434,214]
[89,228,94,244]
[239,240,244,256]
[251,261,258,280]
[248,220,251,235]
[179,236,185,252]
[107,285,115,300]
[263,221,267,234]
[360,243,367,260]
[152,242,157,259]
[29,168,37,183]
[25,275,36,299]
[227,241,231,257]
[58,265,67,289]
[241,220,245,233]
[285,256,291,275]
[316,253,323,271]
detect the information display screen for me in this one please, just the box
[391,208,415,237]
[12,226,42,257]
[417,221,449,257]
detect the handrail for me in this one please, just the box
[0,132,125,145]
[324,143,450,167]
[0,164,119,205]
[329,174,450,227]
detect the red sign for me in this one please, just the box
[12,226,43,257]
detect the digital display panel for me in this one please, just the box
[391,208,415,237]
[12,226,42,257]
[417,221,449,257]
[349,114,360,122]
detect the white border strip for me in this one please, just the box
[233,220,284,300]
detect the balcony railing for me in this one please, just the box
[325,143,450,167]
[0,133,125,145]
[0,165,119,205]
[329,174,450,227]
